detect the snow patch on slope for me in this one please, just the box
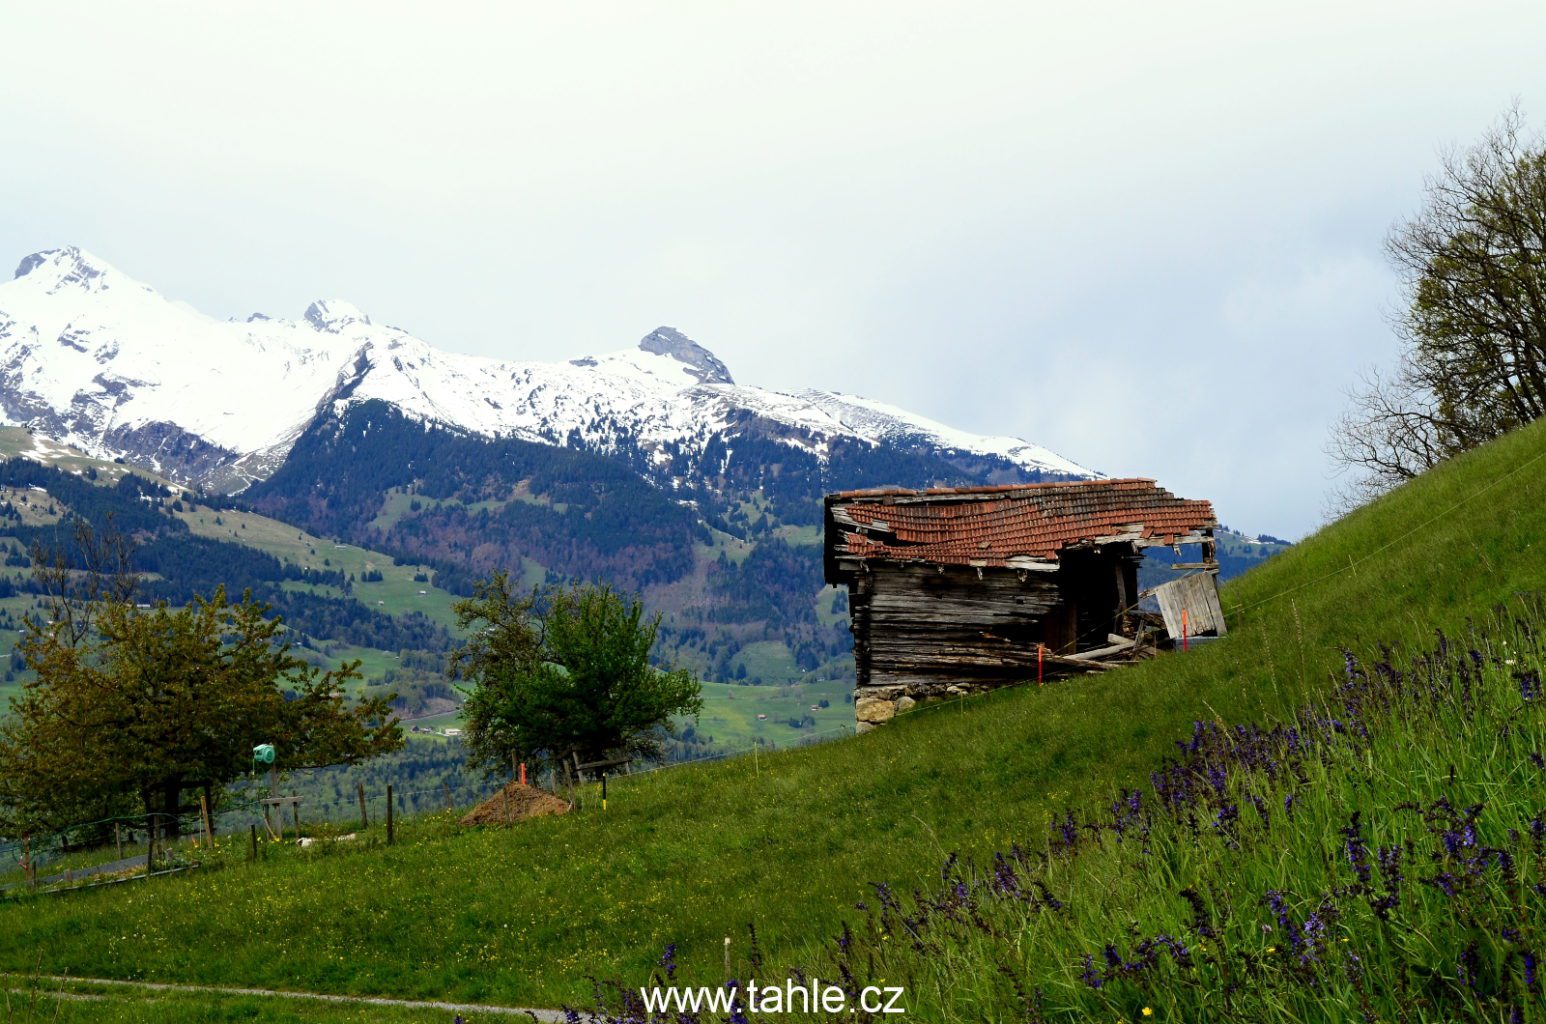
[795,390,1095,477]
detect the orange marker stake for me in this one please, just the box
[1182,608,1189,652]
[1037,643,1044,685]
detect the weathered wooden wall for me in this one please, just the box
[845,547,1141,729]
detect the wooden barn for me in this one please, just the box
[823,479,1220,729]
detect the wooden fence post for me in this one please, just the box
[22,834,33,890]
[442,782,453,811]
[249,823,258,862]
[291,793,301,839]
[115,822,123,861]
[199,792,214,849]
[357,782,368,830]
[385,785,394,846]
[146,815,156,873]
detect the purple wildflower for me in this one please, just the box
[1459,942,1480,989]
[1341,812,1371,885]
[1179,887,1215,939]
[992,852,1021,895]
[725,979,750,1024]
[1264,890,1302,952]
[658,943,677,980]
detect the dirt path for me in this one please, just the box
[16,974,567,1020]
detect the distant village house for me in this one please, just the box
[823,479,1220,730]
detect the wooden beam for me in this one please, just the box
[1067,637,1137,661]
[1039,652,1118,672]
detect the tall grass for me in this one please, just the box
[766,613,1546,1022]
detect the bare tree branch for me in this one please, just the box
[1330,105,1546,511]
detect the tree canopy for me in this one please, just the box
[0,581,402,835]
[452,574,702,780]
[1331,108,1546,506]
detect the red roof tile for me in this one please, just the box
[824,479,1216,574]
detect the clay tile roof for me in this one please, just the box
[824,479,1216,579]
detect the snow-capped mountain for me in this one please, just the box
[0,247,1094,489]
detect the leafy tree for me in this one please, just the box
[0,549,402,834]
[1331,108,1546,507]
[453,573,702,780]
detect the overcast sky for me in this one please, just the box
[3,4,1544,538]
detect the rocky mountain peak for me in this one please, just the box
[13,247,118,293]
[637,326,734,385]
[304,299,372,332]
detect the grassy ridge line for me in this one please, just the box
[0,426,177,489]
[177,506,461,630]
[5,418,1546,1009]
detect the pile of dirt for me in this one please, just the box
[459,781,571,827]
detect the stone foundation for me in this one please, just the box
[853,681,995,731]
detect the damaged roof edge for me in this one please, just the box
[823,479,1217,582]
[825,478,1162,503]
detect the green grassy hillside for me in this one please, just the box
[821,612,1546,1021]
[4,414,1545,1013]
[176,505,462,629]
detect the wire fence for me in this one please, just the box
[0,722,859,896]
[0,811,194,894]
